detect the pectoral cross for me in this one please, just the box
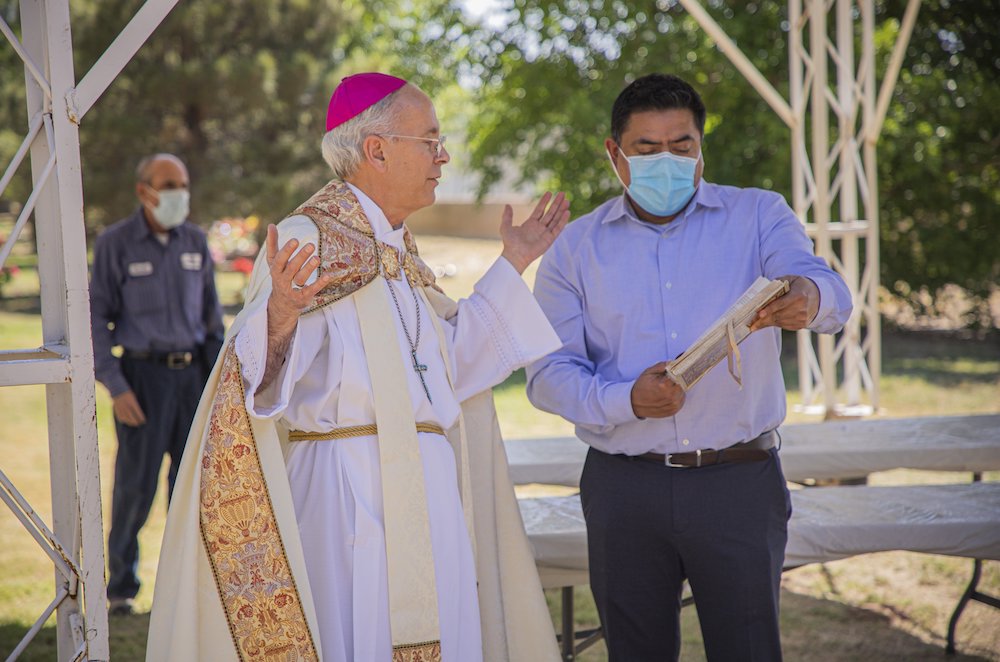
[412,350,432,404]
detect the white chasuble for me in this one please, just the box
[235,185,559,661]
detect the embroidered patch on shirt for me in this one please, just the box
[127,261,154,277]
[180,252,203,271]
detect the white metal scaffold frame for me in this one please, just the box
[1,1,179,659]
[678,0,921,416]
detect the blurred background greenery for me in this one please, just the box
[1,0,997,325]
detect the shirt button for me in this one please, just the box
[665,281,672,289]
[671,331,678,339]
[682,438,690,446]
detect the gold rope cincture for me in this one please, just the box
[288,422,445,442]
[725,319,743,389]
[418,286,478,560]
[354,276,442,661]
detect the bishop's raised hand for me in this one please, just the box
[265,224,333,327]
[499,191,571,274]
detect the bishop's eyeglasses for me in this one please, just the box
[378,133,448,158]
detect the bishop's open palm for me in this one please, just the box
[500,192,571,274]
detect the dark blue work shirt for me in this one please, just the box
[90,208,225,396]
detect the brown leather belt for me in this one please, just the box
[123,349,196,369]
[634,430,777,468]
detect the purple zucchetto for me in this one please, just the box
[326,72,408,131]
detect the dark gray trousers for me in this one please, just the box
[580,446,791,662]
[106,355,205,600]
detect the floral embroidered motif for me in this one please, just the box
[199,182,444,659]
[200,345,319,661]
[290,180,437,314]
[392,641,443,662]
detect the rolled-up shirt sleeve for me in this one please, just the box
[526,243,640,433]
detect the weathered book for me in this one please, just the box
[664,276,790,391]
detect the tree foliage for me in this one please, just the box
[463,1,793,207]
[459,0,999,322]
[70,0,344,228]
[876,0,999,308]
[2,0,373,228]
[0,0,467,230]
[1,0,996,322]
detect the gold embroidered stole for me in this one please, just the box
[355,282,442,658]
[199,180,445,661]
[200,346,319,661]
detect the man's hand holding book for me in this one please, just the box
[748,275,820,332]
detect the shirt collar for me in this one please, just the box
[130,207,155,241]
[129,206,183,242]
[345,182,406,249]
[601,181,724,226]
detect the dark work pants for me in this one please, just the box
[106,356,205,600]
[580,446,791,662]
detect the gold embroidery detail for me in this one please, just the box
[392,640,443,662]
[288,422,445,442]
[284,180,437,314]
[200,344,319,661]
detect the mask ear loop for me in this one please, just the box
[606,144,631,194]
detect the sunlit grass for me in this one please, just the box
[1,232,998,659]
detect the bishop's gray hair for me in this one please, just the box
[321,88,405,179]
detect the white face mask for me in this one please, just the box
[148,189,190,229]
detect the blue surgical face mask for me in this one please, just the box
[148,188,190,230]
[608,146,702,217]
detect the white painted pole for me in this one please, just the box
[862,0,882,409]
[837,0,862,407]
[675,0,796,129]
[41,0,110,657]
[808,0,838,415]
[871,0,922,142]
[790,0,816,407]
[6,0,186,658]
[17,3,80,656]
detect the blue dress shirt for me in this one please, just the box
[90,208,225,396]
[526,182,852,455]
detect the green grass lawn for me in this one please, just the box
[1,243,998,660]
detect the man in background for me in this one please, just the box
[89,153,224,615]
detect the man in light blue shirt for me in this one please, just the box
[526,73,851,661]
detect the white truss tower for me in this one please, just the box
[679,0,920,416]
[1,1,178,659]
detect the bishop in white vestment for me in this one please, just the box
[146,73,568,662]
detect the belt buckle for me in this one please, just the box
[665,448,704,468]
[664,448,699,468]
[166,352,191,369]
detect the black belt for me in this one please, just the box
[123,349,197,369]
[631,430,777,468]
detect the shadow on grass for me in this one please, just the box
[544,587,994,662]
[1,589,993,661]
[0,611,149,661]
[778,591,994,661]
